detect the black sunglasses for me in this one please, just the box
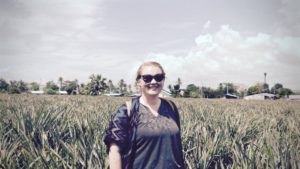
[138,74,165,83]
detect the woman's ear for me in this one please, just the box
[136,79,141,85]
[135,81,141,90]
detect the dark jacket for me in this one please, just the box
[103,97,183,169]
[103,97,140,169]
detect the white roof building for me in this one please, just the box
[244,93,276,100]
[159,89,172,98]
[58,91,68,95]
[104,92,124,97]
[289,95,300,101]
[30,90,44,94]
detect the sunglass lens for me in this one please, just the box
[154,74,164,82]
[142,75,153,83]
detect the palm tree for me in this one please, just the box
[118,79,126,94]
[108,80,114,93]
[18,80,28,92]
[128,84,133,95]
[0,78,9,92]
[58,77,63,91]
[89,74,108,96]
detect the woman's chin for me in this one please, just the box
[145,89,161,96]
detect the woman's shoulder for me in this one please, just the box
[115,96,140,118]
[160,98,181,127]
[160,98,177,111]
[111,104,130,121]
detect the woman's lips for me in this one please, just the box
[146,83,160,89]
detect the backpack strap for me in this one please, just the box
[161,98,180,128]
[124,99,136,169]
[161,98,175,112]
[125,101,132,117]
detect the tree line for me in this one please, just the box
[0,76,294,98]
[168,78,293,98]
[0,74,134,96]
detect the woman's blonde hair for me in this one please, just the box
[135,61,165,81]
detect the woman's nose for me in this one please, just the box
[150,78,157,83]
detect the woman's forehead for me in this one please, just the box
[141,65,162,74]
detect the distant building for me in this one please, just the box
[159,89,172,98]
[223,93,239,99]
[179,89,185,97]
[288,95,300,101]
[244,93,276,100]
[129,93,141,97]
[30,90,44,94]
[104,92,124,97]
[58,91,68,95]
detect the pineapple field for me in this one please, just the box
[0,94,299,169]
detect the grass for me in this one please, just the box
[0,94,299,169]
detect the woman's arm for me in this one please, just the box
[109,143,122,169]
[103,104,132,169]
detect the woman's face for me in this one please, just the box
[138,65,165,97]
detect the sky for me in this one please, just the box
[1,0,300,91]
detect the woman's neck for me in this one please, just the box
[140,95,160,107]
[140,95,161,115]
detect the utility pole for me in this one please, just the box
[264,72,267,93]
[226,84,228,94]
[222,82,229,94]
[264,72,267,84]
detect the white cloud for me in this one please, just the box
[146,25,300,89]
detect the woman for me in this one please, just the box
[103,61,184,169]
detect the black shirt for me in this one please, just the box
[132,100,184,169]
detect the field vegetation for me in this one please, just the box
[0,94,299,169]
